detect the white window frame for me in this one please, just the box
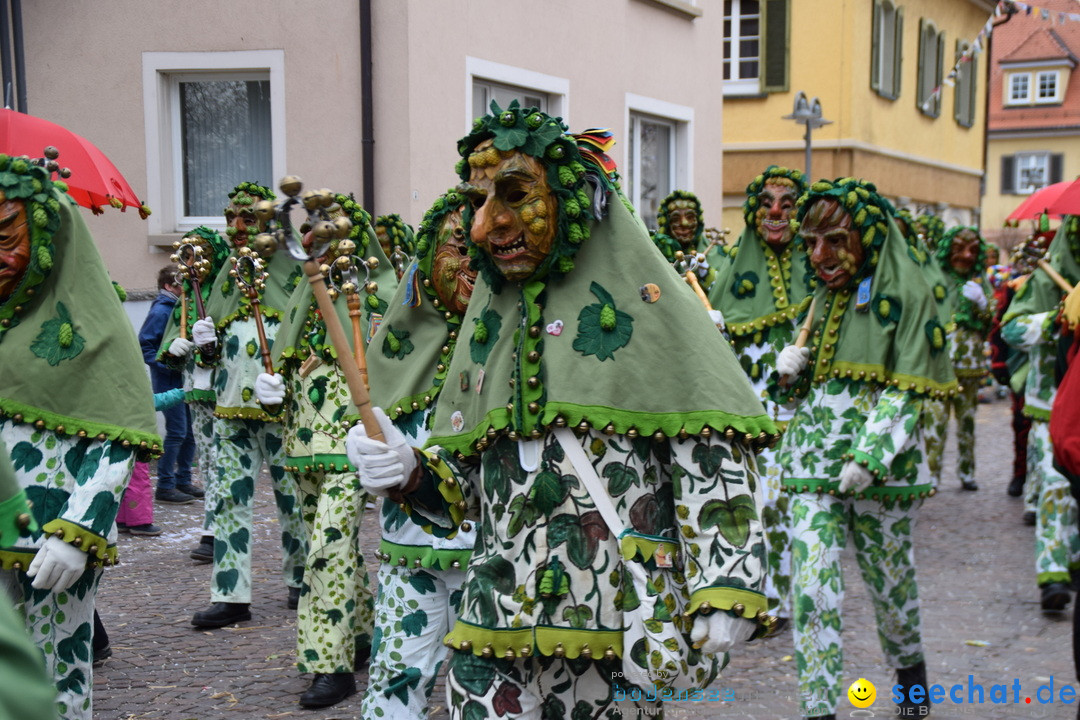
[1016,152,1050,194]
[624,94,693,227]
[1036,70,1062,104]
[723,0,761,96]
[464,57,569,132]
[142,50,286,241]
[1007,71,1031,105]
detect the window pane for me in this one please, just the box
[637,119,672,229]
[742,18,759,36]
[179,79,272,218]
[1038,73,1057,99]
[740,60,759,78]
[1017,154,1049,192]
[740,39,759,57]
[474,80,548,117]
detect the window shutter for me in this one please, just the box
[916,19,927,111]
[893,8,904,98]
[1001,155,1015,194]
[871,1,882,92]
[934,32,945,117]
[761,0,790,93]
[1051,154,1064,184]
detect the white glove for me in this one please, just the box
[962,280,988,309]
[690,612,757,654]
[345,407,418,497]
[167,337,195,357]
[708,309,726,330]
[837,460,875,494]
[191,365,213,391]
[27,536,88,592]
[192,316,217,346]
[254,373,286,406]
[776,345,811,380]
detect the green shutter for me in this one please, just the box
[871,1,882,93]
[916,19,927,112]
[935,32,945,117]
[761,0,790,93]
[893,7,904,98]
[1001,155,1015,194]
[1051,154,1064,185]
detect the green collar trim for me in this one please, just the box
[282,453,354,474]
[445,620,624,659]
[781,478,936,502]
[726,297,811,338]
[213,406,282,422]
[185,389,216,403]
[0,399,162,459]
[217,302,283,332]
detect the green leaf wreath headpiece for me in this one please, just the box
[795,177,895,281]
[915,213,945,245]
[935,225,989,280]
[656,189,704,244]
[0,154,64,343]
[743,165,808,228]
[456,100,593,291]
[374,213,416,255]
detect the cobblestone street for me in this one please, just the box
[91,396,1075,719]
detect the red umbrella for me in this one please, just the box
[0,108,148,218]
[1045,178,1080,218]
[1005,180,1070,223]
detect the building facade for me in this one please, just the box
[720,0,995,234]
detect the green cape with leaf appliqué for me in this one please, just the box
[270,217,397,373]
[707,225,816,338]
[368,192,467,429]
[426,194,777,456]
[1003,216,1080,324]
[780,180,958,400]
[0,186,160,455]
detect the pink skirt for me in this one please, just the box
[116,461,154,527]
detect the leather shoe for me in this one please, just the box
[1007,476,1025,497]
[1041,582,1071,612]
[960,479,979,491]
[1023,510,1037,526]
[190,535,214,564]
[895,660,930,717]
[156,487,195,504]
[299,672,356,708]
[288,586,301,610]
[177,483,205,499]
[191,602,251,628]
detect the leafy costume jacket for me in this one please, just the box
[708,228,816,428]
[368,192,476,568]
[402,181,777,663]
[156,227,232,404]
[271,210,397,473]
[770,185,958,500]
[202,244,305,421]
[0,173,160,568]
[1001,217,1080,420]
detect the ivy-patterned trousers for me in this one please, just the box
[445,652,661,719]
[758,445,792,618]
[190,401,217,534]
[790,493,924,717]
[0,566,101,720]
[361,565,466,720]
[1028,421,1080,586]
[293,469,375,674]
[943,379,980,487]
[210,418,307,604]
[923,398,947,486]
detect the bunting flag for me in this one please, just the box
[921,1,1080,113]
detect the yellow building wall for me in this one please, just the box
[721,0,992,234]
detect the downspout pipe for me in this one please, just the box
[359,0,375,215]
[0,0,12,110]
[981,6,1015,222]
[11,0,25,113]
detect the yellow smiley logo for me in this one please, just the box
[848,678,876,708]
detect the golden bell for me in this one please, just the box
[253,200,276,223]
[251,233,278,258]
[316,188,335,208]
[338,238,357,256]
[312,220,336,239]
[335,255,353,270]
[279,175,303,197]
[341,281,358,294]
[331,217,353,240]
[366,256,380,269]
[301,190,322,211]
[366,281,378,294]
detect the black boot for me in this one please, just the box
[299,672,356,708]
[1007,475,1025,497]
[354,642,371,670]
[191,602,251,628]
[1041,582,1071,612]
[288,586,301,610]
[895,661,930,718]
[190,535,214,564]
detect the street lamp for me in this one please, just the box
[782,91,832,183]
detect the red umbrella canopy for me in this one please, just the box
[1045,178,1080,218]
[1005,180,1070,223]
[0,108,149,218]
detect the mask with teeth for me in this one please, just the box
[754,179,798,250]
[0,195,31,303]
[800,198,863,291]
[431,202,476,316]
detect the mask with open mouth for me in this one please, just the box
[754,179,798,249]
[800,198,864,290]
[432,203,476,316]
[0,195,31,303]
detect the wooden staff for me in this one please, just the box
[179,291,189,340]
[232,256,275,374]
[346,290,369,390]
[303,260,384,442]
[795,296,818,348]
[1038,258,1075,293]
[684,270,713,311]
